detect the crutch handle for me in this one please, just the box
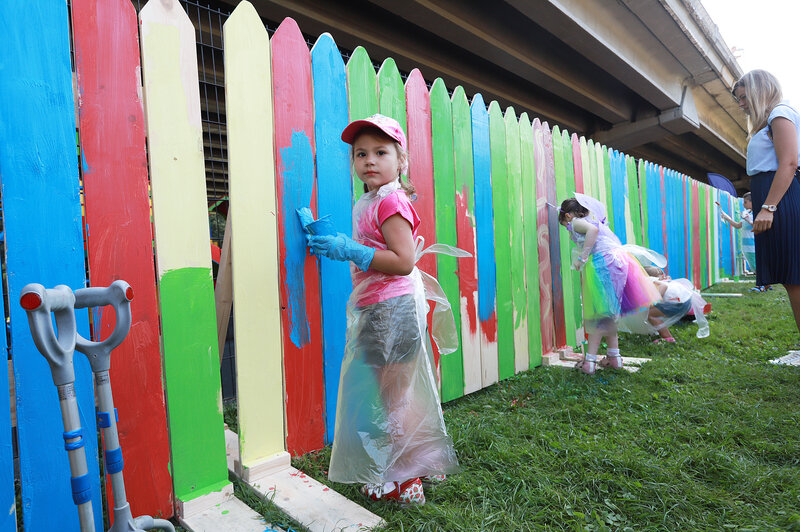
[74,280,133,372]
[19,284,77,386]
[20,283,74,312]
[74,280,133,310]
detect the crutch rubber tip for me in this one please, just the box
[20,291,42,310]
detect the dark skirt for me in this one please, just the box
[749,170,800,285]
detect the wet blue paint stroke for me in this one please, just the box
[0,1,101,529]
[281,131,314,348]
[471,94,497,322]
[311,32,351,444]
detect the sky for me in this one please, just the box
[701,0,800,103]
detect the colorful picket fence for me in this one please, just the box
[0,0,741,529]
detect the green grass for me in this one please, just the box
[38,280,799,531]
[286,281,800,531]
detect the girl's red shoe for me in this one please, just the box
[360,477,425,505]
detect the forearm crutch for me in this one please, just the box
[74,281,174,532]
[20,284,95,532]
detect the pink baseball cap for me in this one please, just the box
[341,114,407,151]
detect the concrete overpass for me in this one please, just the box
[223,0,749,192]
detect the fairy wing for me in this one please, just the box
[574,192,608,225]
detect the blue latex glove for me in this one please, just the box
[307,233,375,272]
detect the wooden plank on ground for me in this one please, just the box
[0,1,102,529]
[488,101,514,380]
[223,0,288,473]
[311,31,352,443]
[179,482,279,532]
[504,108,529,373]
[519,113,542,368]
[72,0,174,518]
[451,86,482,396]
[140,0,230,506]
[271,17,325,455]
[471,94,499,387]
[430,77,464,399]
[548,357,650,372]
[225,430,383,532]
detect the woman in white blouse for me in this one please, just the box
[732,70,800,339]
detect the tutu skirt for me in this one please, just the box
[582,248,661,333]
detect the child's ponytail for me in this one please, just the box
[558,197,589,224]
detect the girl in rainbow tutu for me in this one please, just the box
[559,194,661,374]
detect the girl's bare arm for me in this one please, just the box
[369,214,416,275]
[572,217,599,260]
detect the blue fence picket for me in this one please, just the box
[684,174,693,280]
[610,150,627,243]
[666,170,678,276]
[0,1,102,530]
[672,170,683,277]
[719,193,733,276]
[471,94,499,386]
[646,163,662,257]
[680,173,688,278]
[311,32,352,443]
[676,171,687,278]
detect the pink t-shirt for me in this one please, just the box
[352,189,421,306]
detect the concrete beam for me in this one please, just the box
[594,86,699,149]
[691,86,747,163]
[221,0,747,179]
[621,0,733,85]
[507,0,686,110]
[368,0,634,123]
[248,0,589,131]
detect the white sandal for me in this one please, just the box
[574,357,596,375]
[598,354,623,369]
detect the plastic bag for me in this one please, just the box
[328,182,463,484]
[618,278,709,338]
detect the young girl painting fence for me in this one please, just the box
[305,114,459,505]
[559,194,661,374]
